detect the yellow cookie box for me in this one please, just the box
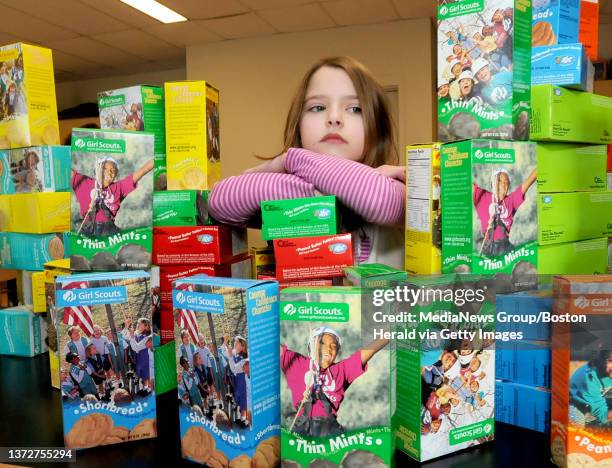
[165,81,221,190]
[44,258,70,389]
[0,192,69,233]
[0,43,60,149]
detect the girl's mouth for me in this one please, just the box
[321,133,347,144]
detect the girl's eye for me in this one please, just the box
[347,106,362,114]
[308,105,325,112]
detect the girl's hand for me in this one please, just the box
[374,165,406,182]
[244,153,287,174]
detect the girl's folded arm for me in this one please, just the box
[284,148,405,227]
[208,172,316,227]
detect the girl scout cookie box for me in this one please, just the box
[153,190,211,227]
[394,275,496,462]
[0,146,70,194]
[532,0,580,46]
[405,143,442,275]
[532,43,593,92]
[0,306,47,357]
[0,43,60,150]
[0,232,66,271]
[550,275,611,468]
[172,276,280,467]
[164,81,220,191]
[70,128,154,272]
[538,192,612,245]
[152,225,247,265]
[0,192,70,233]
[436,0,532,142]
[98,85,166,191]
[261,196,338,240]
[441,140,538,277]
[280,286,394,467]
[55,270,157,450]
[537,143,607,193]
[530,85,612,144]
[273,233,353,281]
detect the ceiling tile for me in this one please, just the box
[258,4,335,32]
[0,4,80,42]
[161,0,248,19]
[45,37,145,68]
[51,50,103,72]
[240,0,314,9]
[92,30,183,61]
[0,0,131,35]
[156,56,187,70]
[321,0,399,26]
[202,12,278,39]
[0,32,19,46]
[78,0,162,28]
[145,20,223,47]
[391,0,435,19]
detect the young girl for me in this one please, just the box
[90,325,112,382]
[208,56,405,269]
[474,167,537,257]
[180,356,203,410]
[85,344,106,398]
[67,352,98,398]
[129,317,152,394]
[179,329,196,368]
[226,336,249,427]
[196,334,217,401]
[63,326,91,362]
[281,326,388,437]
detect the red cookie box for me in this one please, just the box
[257,274,336,290]
[152,225,247,265]
[273,233,353,281]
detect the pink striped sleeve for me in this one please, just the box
[208,172,315,226]
[284,148,405,226]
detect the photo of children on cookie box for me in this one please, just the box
[55,270,157,450]
[437,0,532,142]
[280,286,393,468]
[173,276,280,467]
[70,128,153,272]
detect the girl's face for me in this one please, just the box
[496,173,510,200]
[181,361,189,370]
[318,333,338,369]
[102,162,117,188]
[137,321,145,333]
[438,84,449,98]
[442,351,456,371]
[453,44,462,55]
[430,419,442,433]
[70,329,80,341]
[299,66,365,163]
[477,66,491,83]
[235,339,244,353]
[198,337,205,348]
[470,380,479,392]
[93,327,102,338]
[470,358,481,372]
[451,64,462,77]
[492,10,503,22]
[86,346,94,357]
[194,354,202,366]
[182,334,189,345]
[459,78,473,96]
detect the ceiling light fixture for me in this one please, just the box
[120,0,187,23]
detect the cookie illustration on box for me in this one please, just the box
[55,270,157,450]
[173,276,280,466]
[70,128,153,271]
[436,0,532,141]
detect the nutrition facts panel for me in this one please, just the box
[407,148,432,233]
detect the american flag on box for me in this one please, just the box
[62,280,94,336]
[175,282,199,343]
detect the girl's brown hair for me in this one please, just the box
[280,56,398,167]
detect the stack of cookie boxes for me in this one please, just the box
[494,289,553,433]
[54,113,158,449]
[261,196,354,288]
[0,42,66,359]
[529,1,612,276]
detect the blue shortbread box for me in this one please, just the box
[532,43,592,91]
[173,276,280,466]
[496,290,552,341]
[0,306,48,357]
[0,232,67,270]
[495,380,551,433]
[495,340,551,388]
[532,0,580,45]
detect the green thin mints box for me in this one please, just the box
[98,85,167,190]
[441,140,538,276]
[152,190,211,226]
[539,238,609,275]
[280,286,394,467]
[530,85,612,144]
[394,275,495,462]
[537,143,607,192]
[437,0,532,141]
[344,263,407,288]
[261,196,337,240]
[538,191,612,245]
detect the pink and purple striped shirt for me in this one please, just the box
[208,147,405,229]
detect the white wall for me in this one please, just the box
[55,67,186,112]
